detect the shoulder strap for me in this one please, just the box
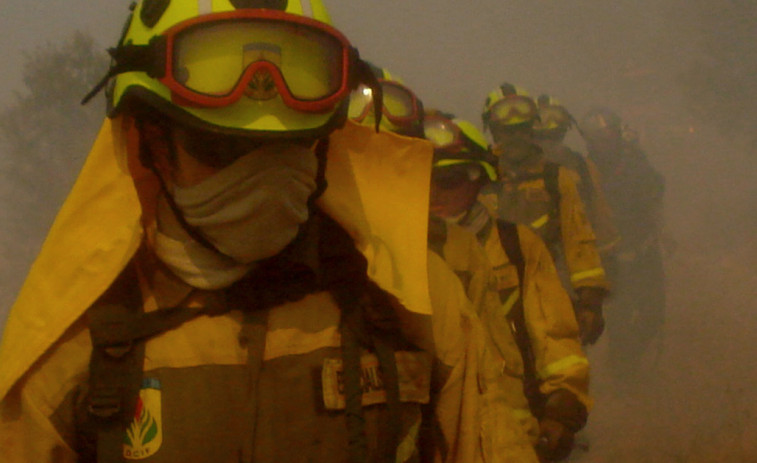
[84,261,224,463]
[83,263,145,463]
[543,161,562,212]
[496,221,545,417]
[571,151,595,207]
[319,211,405,463]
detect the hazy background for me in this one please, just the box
[1,1,755,461]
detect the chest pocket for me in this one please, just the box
[492,262,520,294]
[321,351,432,410]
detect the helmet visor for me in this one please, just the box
[487,96,538,126]
[162,11,352,112]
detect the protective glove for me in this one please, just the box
[536,389,588,461]
[575,287,607,345]
[536,418,574,462]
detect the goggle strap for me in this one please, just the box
[354,59,383,132]
[82,41,165,105]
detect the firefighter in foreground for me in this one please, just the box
[580,107,666,380]
[532,95,620,261]
[0,2,536,462]
[423,111,591,461]
[480,83,609,346]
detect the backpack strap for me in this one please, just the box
[319,211,405,463]
[496,221,546,417]
[84,263,144,463]
[84,260,226,463]
[571,152,595,208]
[543,161,562,218]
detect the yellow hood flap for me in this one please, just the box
[0,118,432,401]
[320,121,432,317]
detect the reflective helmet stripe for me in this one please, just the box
[199,0,212,14]
[301,0,313,17]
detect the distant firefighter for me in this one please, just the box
[481,83,609,346]
[580,107,667,379]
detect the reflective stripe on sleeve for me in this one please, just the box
[538,355,589,380]
[530,214,550,230]
[396,416,422,462]
[198,0,212,14]
[300,0,313,17]
[512,407,534,422]
[570,267,606,284]
[502,290,520,315]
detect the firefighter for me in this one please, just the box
[424,111,591,461]
[0,2,536,462]
[533,94,620,259]
[580,107,666,379]
[480,83,609,346]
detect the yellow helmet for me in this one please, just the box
[481,82,538,130]
[348,63,424,137]
[424,109,496,182]
[533,94,575,137]
[85,0,371,139]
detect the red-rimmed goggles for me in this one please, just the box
[349,79,422,127]
[133,10,356,112]
[486,95,539,127]
[423,113,467,153]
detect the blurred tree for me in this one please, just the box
[0,31,108,318]
[678,0,757,147]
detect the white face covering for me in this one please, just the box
[154,142,318,288]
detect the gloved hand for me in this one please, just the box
[575,287,607,345]
[536,418,574,462]
[536,389,588,461]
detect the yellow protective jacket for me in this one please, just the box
[0,118,536,463]
[429,210,591,442]
[481,155,608,292]
[537,139,620,255]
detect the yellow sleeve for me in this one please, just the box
[518,226,592,411]
[557,167,608,290]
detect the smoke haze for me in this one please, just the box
[1,1,755,460]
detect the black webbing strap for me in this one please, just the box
[85,263,144,463]
[496,221,546,417]
[543,161,562,221]
[571,151,595,208]
[426,218,448,261]
[320,212,402,463]
[237,308,269,463]
[86,262,225,463]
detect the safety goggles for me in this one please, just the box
[151,10,355,112]
[349,79,421,127]
[534,105,573,131]
[486,95,539,126]
[423,113,466,152]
